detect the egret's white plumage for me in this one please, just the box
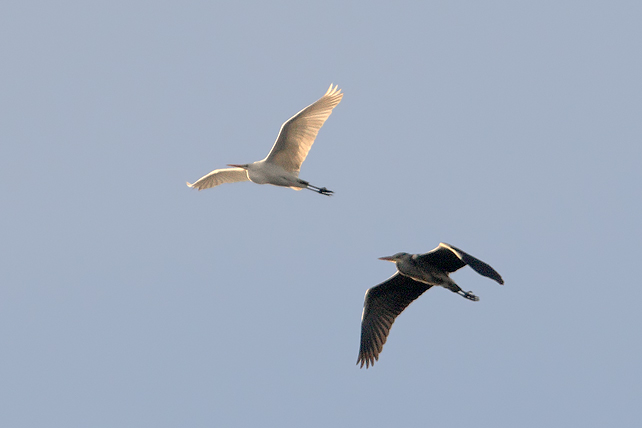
[357,243,504,368]
[187,84,343,195]
[188,167,249,188]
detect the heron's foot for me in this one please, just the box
[318,187,333,196]
[463,291,479,301]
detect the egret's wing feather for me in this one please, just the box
[264,84,343,173]
[434,243,504,284]
[186,167,249,191]
[357,273,432,369]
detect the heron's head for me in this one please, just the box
[378,252,410,263]
[227,164,250,170]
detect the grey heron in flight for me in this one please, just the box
[187,84,343,196]
[357,243,504,368]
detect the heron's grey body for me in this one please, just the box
[357,243,504,368]
[187,84,343,196]
[384,251,483,301]
[393,253,455,288]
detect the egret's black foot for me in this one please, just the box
[318,187,334,196]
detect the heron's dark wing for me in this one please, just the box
[186,167,249,190]
[414,243,467,273]
[264,84,343,173]
[357,273,432,369]
[437,243,504,284]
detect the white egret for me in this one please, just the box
[357,243,504,368]
[187,84,343,196]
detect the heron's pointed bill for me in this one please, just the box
[227,164,246,169]
[378,256,395,262]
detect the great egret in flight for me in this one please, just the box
[357,243,504,368]
[187,84,343,196]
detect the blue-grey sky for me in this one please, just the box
[2,1,641,427]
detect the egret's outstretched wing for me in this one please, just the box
[186,167,248,191]
[264,84,343,173]
[357,274,432,369]
[416,243,504,284]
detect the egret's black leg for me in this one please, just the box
[306,184,334,196]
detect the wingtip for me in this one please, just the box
[357,354,376,369]
[326,83,342,96]
[186,181,201,190]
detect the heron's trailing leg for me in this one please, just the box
[457,290,480,301]
[306,184,334,196]
[445,282,479,301]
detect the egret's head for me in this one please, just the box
[227,164,249,170]
[378,252,410,263]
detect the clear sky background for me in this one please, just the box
[1,1,641,427]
